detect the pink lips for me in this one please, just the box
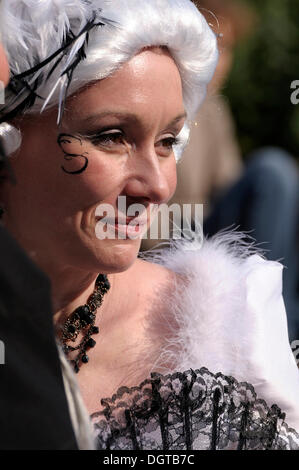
[95,213,149,239]
[96,215,148,226]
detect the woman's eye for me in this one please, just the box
[162,137,179,148]
[90,131,125,147]
[156,136,179,156]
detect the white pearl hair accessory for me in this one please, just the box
[173,122,191,162]
[0,122,22,156]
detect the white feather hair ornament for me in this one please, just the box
[0,0,112,125]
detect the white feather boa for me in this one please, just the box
[139,229,299,432]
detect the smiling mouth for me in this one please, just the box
[95,215,148,226]
[94,214,149,239]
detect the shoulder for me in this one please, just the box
[129,257,178,297]
[134,231,283,302]
[113,256,179,322]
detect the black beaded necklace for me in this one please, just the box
[60,273,110,373]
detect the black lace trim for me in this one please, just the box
[91,367,299,450]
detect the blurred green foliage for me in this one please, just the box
[225,0,299,159]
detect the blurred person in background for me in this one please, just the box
[142,0,299,344]
[0,44,9,85]
[0,29,91,450]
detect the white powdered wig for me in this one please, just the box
[0,0,218,158]
[0,123,22,156]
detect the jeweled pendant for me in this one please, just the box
[60,273,110,373]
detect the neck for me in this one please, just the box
[46,264,116,327]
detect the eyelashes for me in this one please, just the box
[85,129,181,157]
[161,136,180,148]
[89,130,125,147]
[57,128,183,175]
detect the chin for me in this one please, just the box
[93,238,142,274]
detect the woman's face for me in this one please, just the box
[3,49,186,274]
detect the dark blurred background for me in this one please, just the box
[218,0,299,160]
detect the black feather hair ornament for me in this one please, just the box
[0,10,112,127]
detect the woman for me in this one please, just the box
[0,0,299,450]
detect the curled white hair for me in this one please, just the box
[0,123,22,156]
[0,0,218,159]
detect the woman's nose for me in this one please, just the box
[124,146,174,205]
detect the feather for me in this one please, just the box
[138,228,299,432]
[0,0,108,123]
[40,77,62,115]
[57,74,69,125]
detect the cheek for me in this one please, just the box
[165,158,177,201]
[72,145,127,200]
[14,136,123,221]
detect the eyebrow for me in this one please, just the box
[168,112,187,127]
[81,111,187,128]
